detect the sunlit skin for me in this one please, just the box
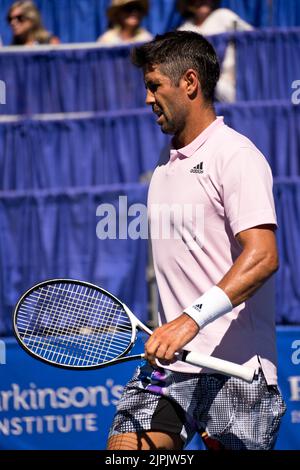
[107,431,183,450]
[144,64,215,148]
[9,7,34,39]
[8,6,60,45]
[192,6,212,25]
[186,1,215,26]
[118,7,144,40]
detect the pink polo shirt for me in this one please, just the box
[148,117,278,384]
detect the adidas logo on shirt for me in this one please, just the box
[190,162,204,174]
[193,304,203,313]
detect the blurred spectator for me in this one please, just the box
[7,1,60,45]
[177,0,253,102]
[98,0,153,45]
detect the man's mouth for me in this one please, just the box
[153,108,164,123]
[157,115,165,125]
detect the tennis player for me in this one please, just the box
[107,31,286,450]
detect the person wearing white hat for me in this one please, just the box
[98,0,153,45]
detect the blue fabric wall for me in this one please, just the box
[0,45,145,114]
[0,102,298,191]
[221,0,271,27]
[274,181,300,325]
[0,184,149,336]
[235,29,300,101]
[272,0,300,27]
[1,0,300,45]
[1,30,299,115]
[0,110,166,189]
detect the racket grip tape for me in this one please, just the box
[180,350,256,383]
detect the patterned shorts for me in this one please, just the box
[109,360,286,450]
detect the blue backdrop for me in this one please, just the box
[0,328,299,449]
[1,30,299,115]
[1,0,300,45]
[0,184,149,336]
[0,110,166,189]
[274,181,300,325]
[0,103,299,191]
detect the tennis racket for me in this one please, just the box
[13,279,255,382]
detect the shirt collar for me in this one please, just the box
[170,116,224,161]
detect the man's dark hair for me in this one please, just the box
[131,31,220,103]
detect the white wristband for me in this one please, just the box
[183,286,233,329]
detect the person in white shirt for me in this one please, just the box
[177,0,253,102]
[98,0,153,45]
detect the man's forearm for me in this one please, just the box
[146,227,279,363]
[217,245,278,307]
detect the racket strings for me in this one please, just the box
[18,297,131,365]
[18,289,131,365]
[19,290,131,335]
[16,283,133,367]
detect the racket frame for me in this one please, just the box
[13,278,151,370]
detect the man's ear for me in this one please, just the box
[183,69,199,96]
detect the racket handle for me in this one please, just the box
[181,350,256,383]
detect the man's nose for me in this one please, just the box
[145,89,155,106]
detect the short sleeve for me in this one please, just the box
[221,147,277,236]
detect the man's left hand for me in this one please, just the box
[144,313,200,367]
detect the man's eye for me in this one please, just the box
[148,84,159,93]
